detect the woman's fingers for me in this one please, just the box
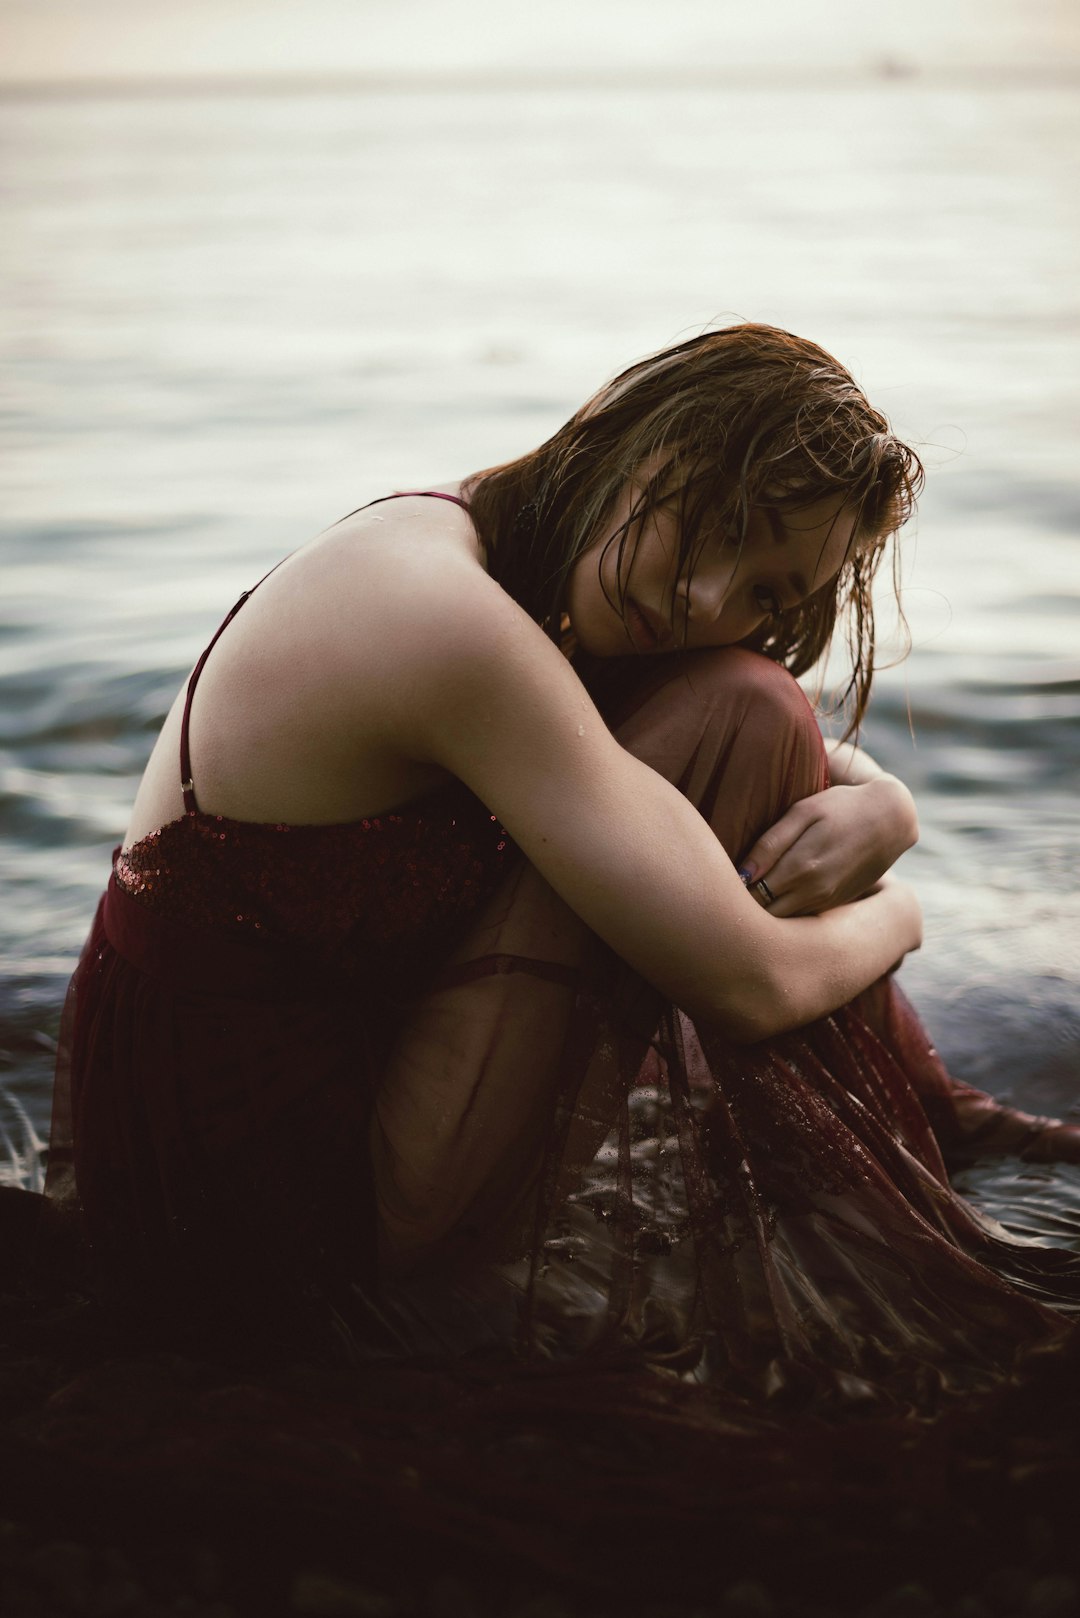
[741,782,910,916]
[742,800,839,914]
[747,873,783,911]
[755,881,812,918]
[747,859,829,917]
[738,800,815,888]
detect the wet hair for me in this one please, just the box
[462,323,923,733]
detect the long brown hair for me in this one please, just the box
[461,324,923,733]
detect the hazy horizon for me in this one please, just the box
[3,0,1079,87]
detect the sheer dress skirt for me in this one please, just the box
[52,647,1080,1401]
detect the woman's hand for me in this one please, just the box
[378,553,929,1040]
[739,774,919,918]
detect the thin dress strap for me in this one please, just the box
[371,490,469,510]
[180,580,263,816]
[179,490,470,815]
[331,489,471,526]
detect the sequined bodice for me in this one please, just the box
[115,782,513,980]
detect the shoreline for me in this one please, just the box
[2,1186,1079,1618]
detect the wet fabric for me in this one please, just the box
[46,602,1080,1400]
[49,780,514,1340]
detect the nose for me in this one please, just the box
[678,557,733,628]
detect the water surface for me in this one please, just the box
[1,77,1078,1232]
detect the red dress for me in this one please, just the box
[46,493,1080,1403]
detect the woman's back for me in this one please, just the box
[123,491,481,849]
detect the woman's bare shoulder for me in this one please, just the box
[310,489,481,572]
[304,495,531,673]
[125,495,500,837]
[239,491,494,696]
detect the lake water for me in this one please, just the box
[1,75,1078,1233]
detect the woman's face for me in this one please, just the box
[564,477,860,658]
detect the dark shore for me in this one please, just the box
[2,1188,1079,1618]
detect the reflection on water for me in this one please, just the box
[1,79,1077,1240]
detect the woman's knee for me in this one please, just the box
[606,648,828,860]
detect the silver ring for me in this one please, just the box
[754,878,777,906]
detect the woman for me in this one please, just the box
[48,324,1080,1398]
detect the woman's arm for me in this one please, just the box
[738,738,919,918]
[376,555,921,1043]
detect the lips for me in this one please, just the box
[624,598,659,652]
[626,598,673,653]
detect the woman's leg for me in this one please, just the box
[369,649,829,1274]
[854,973,1080,1164]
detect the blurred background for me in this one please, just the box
[1,0,1078,1227]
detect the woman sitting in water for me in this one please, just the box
[49,323,1080,1395]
